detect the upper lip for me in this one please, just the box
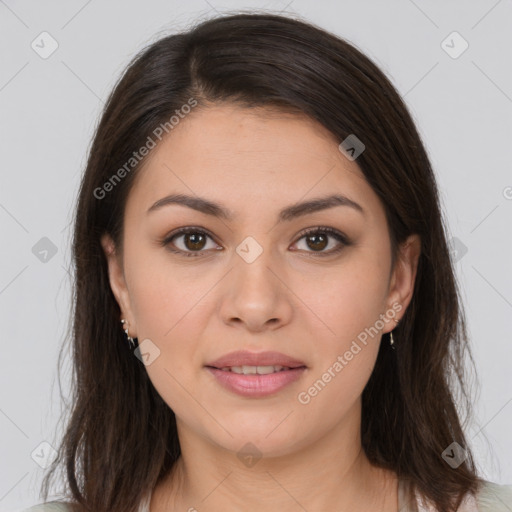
[206,350,307,369]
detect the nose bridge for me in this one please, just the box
[217,233,293,330]
[232,233,280,293]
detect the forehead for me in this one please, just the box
[126,104,378,220]
[141,104,347,170]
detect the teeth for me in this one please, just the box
[221,365,289,375]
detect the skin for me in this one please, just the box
[102,103,421,511]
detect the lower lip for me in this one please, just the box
[206,367,306,397]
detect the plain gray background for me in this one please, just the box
[1,0,511,510]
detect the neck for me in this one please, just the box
[151,403,398,511]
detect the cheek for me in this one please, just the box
[126,261,209,414]
[125,241,209,337]
[296,271,387,416]
[295,346,377,433]
[124,249,216,384]
[307,254,390,342]
[297,254,390,406]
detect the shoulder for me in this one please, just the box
[474,480,512,511]
[20,502,73,512]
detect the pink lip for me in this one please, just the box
[206,367,307,397]
[206,350,307,369]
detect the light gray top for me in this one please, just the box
[19,479,512,511]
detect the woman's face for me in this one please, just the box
[102,103,420,458]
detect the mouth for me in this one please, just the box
[204,350,308,397]
[205,349,307,370]
[206,364,306,374]
[205,364,307,397]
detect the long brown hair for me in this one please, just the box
[42,11,484,512]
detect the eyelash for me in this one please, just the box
[160,226,351,258]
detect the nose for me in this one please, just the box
[218,246,294,333]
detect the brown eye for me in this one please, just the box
[305,232,328,251]
[293,227,350,256]
[162,227,219,257]
[183,232,207,251]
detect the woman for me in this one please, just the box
[26,12,512,512]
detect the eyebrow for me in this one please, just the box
[147,193,365,221]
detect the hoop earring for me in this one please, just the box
[121,319,137,349]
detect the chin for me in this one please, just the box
[202,416,308,459]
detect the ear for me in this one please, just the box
[382,233,421,334]
[100,233,137,337]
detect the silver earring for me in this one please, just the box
[121,319,137,349]
[390,318,400,349]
